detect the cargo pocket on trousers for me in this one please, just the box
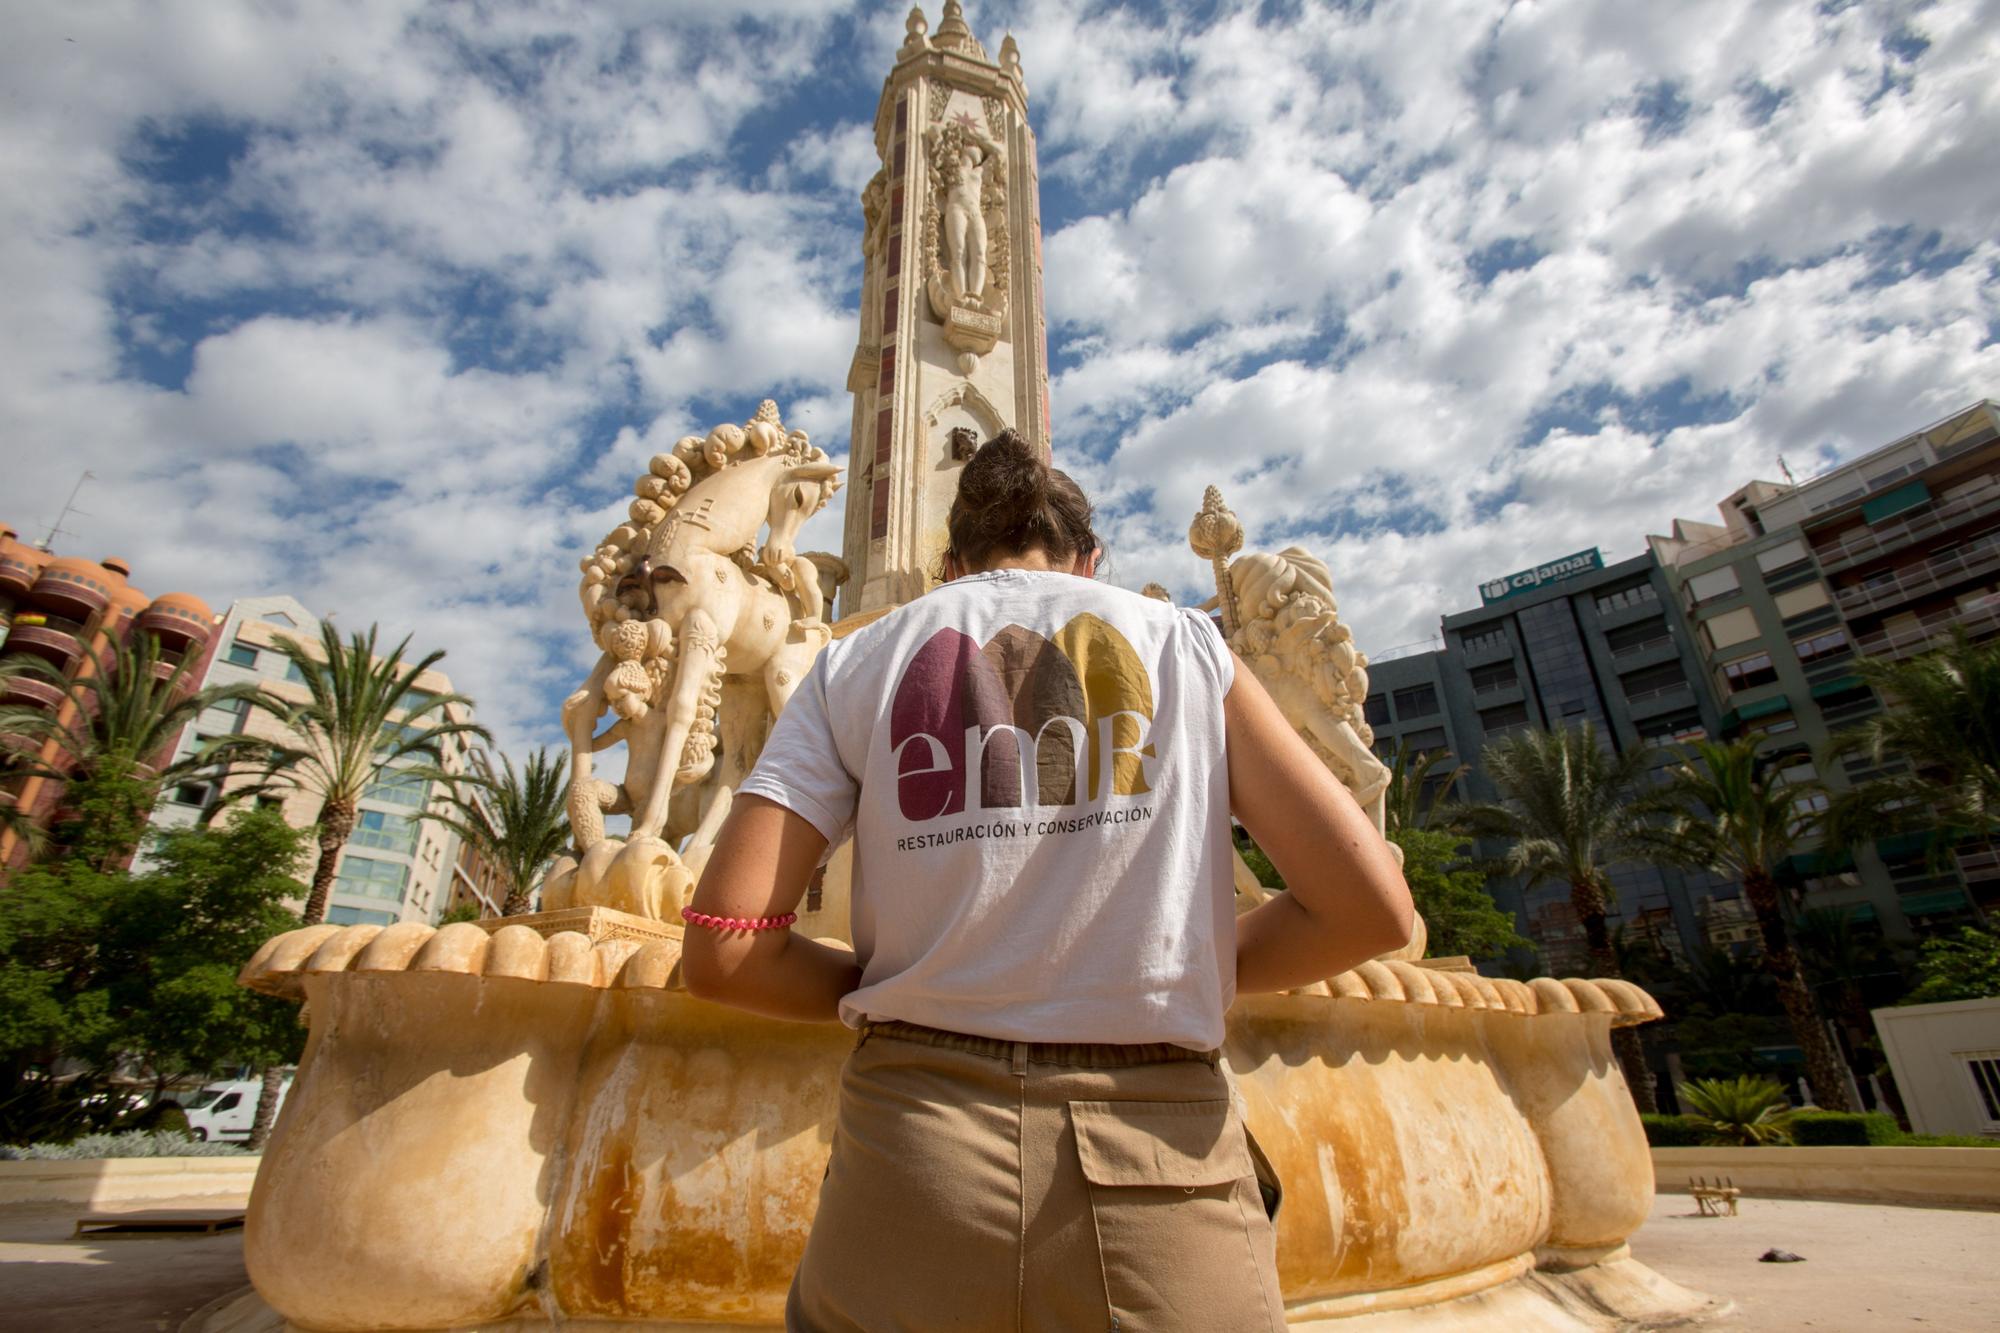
[1069,1099,1274,1332]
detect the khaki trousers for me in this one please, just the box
[787,1021,1286,1333]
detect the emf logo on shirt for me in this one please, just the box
[889,614,1159,821]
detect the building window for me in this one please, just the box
[334,855,410,903]
[1470,661,1518,695]
[171,782,211,807]
[1403,726,1449,755]
[1363,694,1390,727]
[1480,701,1529,735]
[284,659,309,685]
[226,643,258,667]
[365,772,430,807]
[1721,652,1779,692]
[1639,708,1706,744]
[1774,582,1832,620]
[351,810,420,853]
[1606,618,1671,657]
[263,611,297,627]
[1702,606,1761,651]
[1962,1053,2000,1130]
[1460,623,1507,654]
[1744,712,1799,739]
[1793,628,1851,666]
[1685,567,1742,607]
[327,905,398,927]
[1594,582,1658,614]
[1755,539,1810,574]
[1392,684,1439,719]
[1622,662,1689,703]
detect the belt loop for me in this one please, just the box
[1010,1040,1028,1076]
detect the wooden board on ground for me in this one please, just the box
[72,1209,246,1239]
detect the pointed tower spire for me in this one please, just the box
[933,1,986,59]
[841,0,1048,613]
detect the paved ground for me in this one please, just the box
[1631,1192,2000,1331]
[1,1194,251,1332]
[4,1191,1997,1330]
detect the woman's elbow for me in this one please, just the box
[680,941,736,1004]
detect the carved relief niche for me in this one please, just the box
[924,382,1003,469]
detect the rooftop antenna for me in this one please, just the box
[1776,455,1798,486]
[40,469,96,550]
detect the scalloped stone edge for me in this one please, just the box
[239,925,1663,1025]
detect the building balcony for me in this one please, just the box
[0,556,40,598]
[1460,636,1513,666]
[1851,595,2000,661]
[4,621,86,667]
[1624,679,1695,718]
[26,571,109,620]
[1836,536,2000,617]
[1610,636,1678,672]
[1955,840,2000,884]
[1471,679,1524,706]
[135,604,213,650]
[0,674,66,711]
[1595,597,1668,630]
[1813,479,2000,572]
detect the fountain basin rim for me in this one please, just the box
[239,922,1662,1025]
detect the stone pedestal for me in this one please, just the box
[472,906,678,945]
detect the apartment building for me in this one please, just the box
[1651,398,2000,937]
[0,523,220,868]
[1365,548,1731,970]
[143,594,491,926]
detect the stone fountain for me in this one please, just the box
[214,419,1721,1330]
[212,9,1726,1327]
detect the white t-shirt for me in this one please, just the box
[737,568,1238,1049]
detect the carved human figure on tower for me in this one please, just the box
[929,116,1002,305]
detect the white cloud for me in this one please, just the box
[2,0,1996,763]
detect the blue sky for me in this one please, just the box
[4,0,1997,758]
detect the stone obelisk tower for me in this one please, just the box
[840,2,1050,615]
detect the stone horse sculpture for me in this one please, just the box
[544,401,843,919]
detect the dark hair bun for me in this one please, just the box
[944,429,1100,574]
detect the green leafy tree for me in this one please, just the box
[0,856,126,1140]
[428,748,570,916]
[7,637,266,868]
[1460,722,1658,1110]
[437,901,483,925]
[1635,737,1853,1110]
[1903,926,2000,1004]
[109,810,308,1091]
[0,806,309,1143]
[1678,1075,1800,1146]
[236,621,489,925]
[1386,825,1526,960]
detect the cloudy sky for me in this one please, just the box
[5,0,1997,759]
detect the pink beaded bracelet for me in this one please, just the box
[681,907,797,932]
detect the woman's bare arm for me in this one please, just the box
[1226,654,1415,992]
[679,795,863,1022]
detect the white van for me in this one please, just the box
[181,1075,291,1142]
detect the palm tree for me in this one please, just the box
[237,621,489,925]
[1828,630,2000,903]
[5,637,267,868]
[1383,740,1470,834]
[428,748,570,916]
[1636,737,1854,1110]
[1460,722,1660,1110]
